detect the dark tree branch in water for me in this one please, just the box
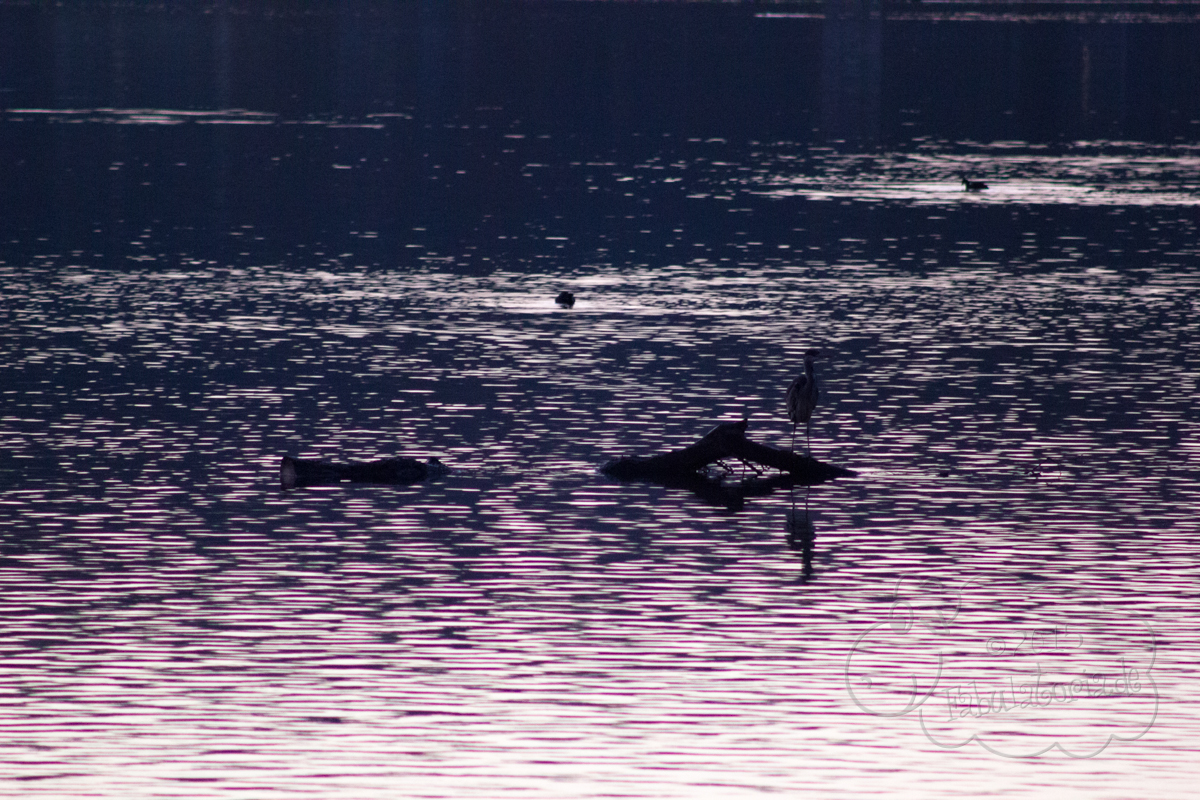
[281,456,448,490]
[600,419,855,485]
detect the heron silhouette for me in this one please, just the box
[786,349,821,455]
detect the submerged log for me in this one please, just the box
[281,455,448,490]
[600,419,855,485]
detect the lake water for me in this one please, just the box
[2,1,1200,797]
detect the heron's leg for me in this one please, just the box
[790,422,797,453]
[806,420,812,456]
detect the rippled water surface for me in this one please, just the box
[3,2,1200,797]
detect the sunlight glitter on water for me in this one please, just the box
[753,147,1200,206]
[5,107,279,125]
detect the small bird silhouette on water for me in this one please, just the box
[555,291,575,308]
[786,348,820,456]
[961,176,989,191]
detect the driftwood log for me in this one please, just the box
[600,419,854,485]
[281,455,448,490]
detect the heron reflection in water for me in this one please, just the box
[787,489,816,581]
[786,348,820,455]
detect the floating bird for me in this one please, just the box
[961,176,989,191]
[555,291,575,308]
[786,348,821,455]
